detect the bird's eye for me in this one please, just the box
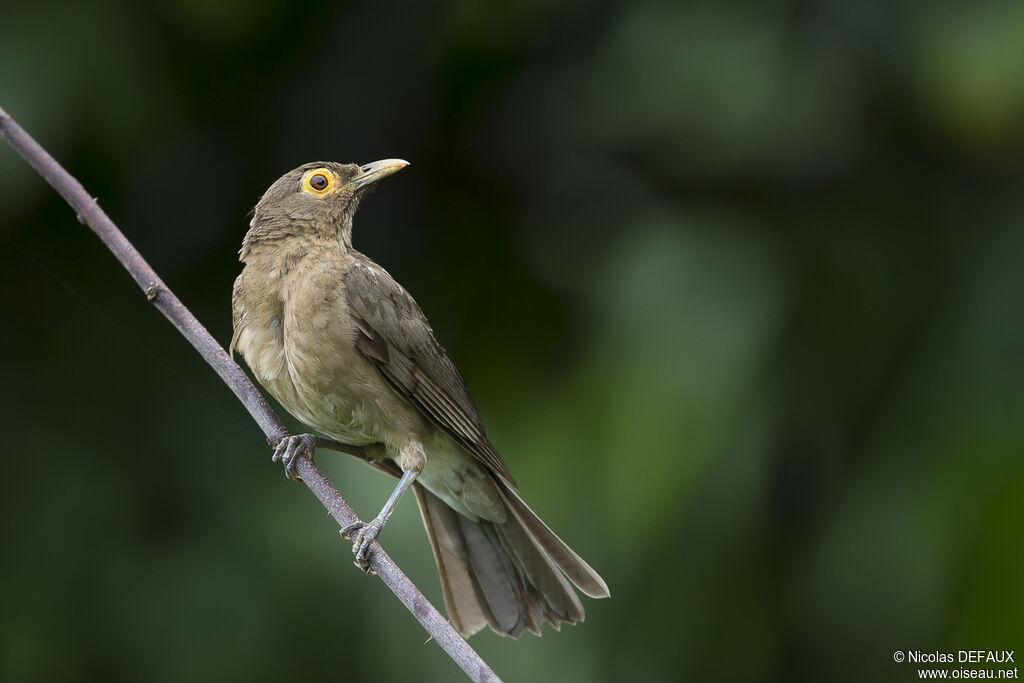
[310,174,329,191]
[302,169,335,195]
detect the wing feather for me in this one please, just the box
[344,255,516,485]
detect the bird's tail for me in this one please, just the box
[413,480,610,638]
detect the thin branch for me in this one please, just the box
[0,105,500,683]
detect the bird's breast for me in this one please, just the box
[233,254,427,449]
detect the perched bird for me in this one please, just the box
[231,160,609,637]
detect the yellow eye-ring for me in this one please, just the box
[301,168,336,195]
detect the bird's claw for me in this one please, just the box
[272,434,317,480]
[340,518,385,570]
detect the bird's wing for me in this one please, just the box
[343,255,516,486]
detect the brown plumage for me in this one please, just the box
[231,160,608,637]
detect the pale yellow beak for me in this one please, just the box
[349,159,410,190]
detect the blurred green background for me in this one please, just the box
[2,1,1023,681]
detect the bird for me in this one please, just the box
[230,160,609,637]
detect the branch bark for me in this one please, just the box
[0,105,499,683]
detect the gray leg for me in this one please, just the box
[341,468,419,569]
[272,433,318,480]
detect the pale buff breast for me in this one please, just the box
[234,254,505,522]
[236,253,430,450]
[232,267,300,408]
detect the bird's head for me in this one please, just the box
[242,159,408,261]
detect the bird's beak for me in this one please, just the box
[349,159,410,190]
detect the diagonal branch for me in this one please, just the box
[0,105,500,683]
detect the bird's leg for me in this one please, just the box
[341,469,419,570]
[341,442,424,569]
[271,433,318,480]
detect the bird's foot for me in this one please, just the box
[272,433,317,480]
[340,517,386,571]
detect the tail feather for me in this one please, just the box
[413,485,493,636]
[490,510,584,632]
[456,515,526,634]
[413,479,607,638]
[496,482,611,599]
